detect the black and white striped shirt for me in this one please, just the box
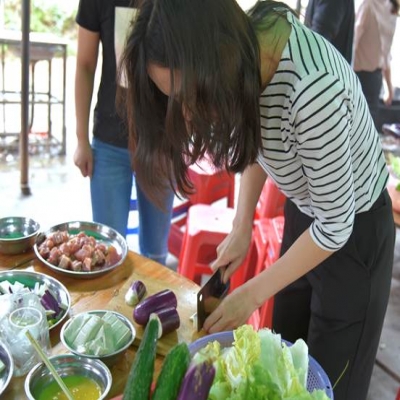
[257,12,388,252]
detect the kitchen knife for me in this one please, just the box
[197,268,230,332]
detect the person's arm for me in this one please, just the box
[383,65,394,106]
[204,227,333,333]
[211,163,267,281]
[73,26,100,177]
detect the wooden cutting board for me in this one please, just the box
[105,258,205,356]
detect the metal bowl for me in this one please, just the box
[60,310,136,367]
[0,270,71,331]
[0,341,14,396]
[33,221,128,279]
[0,217,40,255]
[188,331,334,398]
[24,353,112,400]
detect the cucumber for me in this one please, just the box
[122,317,159,400]
[152,342,191,400]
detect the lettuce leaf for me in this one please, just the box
[194,325,331,400]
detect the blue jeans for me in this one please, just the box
[91,138,174,265]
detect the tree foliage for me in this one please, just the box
[3,0,77,41]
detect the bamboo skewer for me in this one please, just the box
[25,330,74,400]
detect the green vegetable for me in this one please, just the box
[122,317,159,400]
[193,325,330,400]
[390,154,400,177]
[64,312,132,356]
[152,342,191,400]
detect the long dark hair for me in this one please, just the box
[118,0,290,204]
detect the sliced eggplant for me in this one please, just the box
[125,280,147,306]
[133,289,177,325]
[150,307,180,338]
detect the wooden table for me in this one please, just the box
[0,250,202,399]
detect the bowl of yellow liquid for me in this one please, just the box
[24,353,112,400]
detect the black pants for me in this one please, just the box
[272,190,395,400]
[356,69,383,131]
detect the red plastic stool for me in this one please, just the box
[168,157,235,259]
[255,179,286,220]
[264,216,284,267]
[187,159,235,207]
[247,216,285,329]
[177,204,236,284]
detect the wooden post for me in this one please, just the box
[20,0,31,195]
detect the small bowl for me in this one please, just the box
[0,341,14,396]
[24,354,112,400]
[0,217,40,255]
[60,310,136,366]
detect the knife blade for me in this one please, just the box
[197,268,230,332]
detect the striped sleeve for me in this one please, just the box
[290,71,355,251]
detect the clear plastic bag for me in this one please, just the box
[0,292,51,377]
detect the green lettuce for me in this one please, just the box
[193,325,330,400]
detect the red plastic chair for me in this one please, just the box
[254,179,286,220]
[177,204,236,284]
[247,216,284,329]
[168,157,235,259]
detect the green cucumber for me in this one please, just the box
[122,317,159,400]
[152,342,191,400]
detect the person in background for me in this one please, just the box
[353,0,399,130]
[74,0,174,265]
[118,0,395,398]
[304,0,355,63]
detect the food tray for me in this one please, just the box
[34,221,128,279]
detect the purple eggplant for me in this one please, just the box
[177,361,216,400]
[150,307,180,338]
[133,289,177,325]
[40,289,61,318]
[125,280,147,306]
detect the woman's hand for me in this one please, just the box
[73,140,93,178]
[211,221,253,283]
[203,283,258,333]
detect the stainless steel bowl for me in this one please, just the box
[24,353,112,400]
[0,217,40,255]
[0,341,14,396]
[60,310,136,367]
[33,221,128,279]
[0,270,71,331]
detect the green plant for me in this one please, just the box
[3,0,77,42]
